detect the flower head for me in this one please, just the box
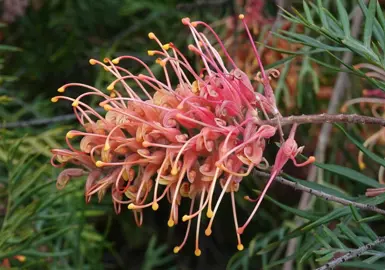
[51,15,314,255]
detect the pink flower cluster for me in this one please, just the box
[51,15,314,255]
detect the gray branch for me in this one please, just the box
[260,114,385,127]
[254,170,385,216]
[316,237,385,270]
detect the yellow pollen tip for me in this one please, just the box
[182,215,189,222]
[51,97,59,103]
[72,101,79,107]
[239,14,245,20]
[168,219,175,227]
[359,161,366,170]
[194,249,201,257]
[15,255,26,262]
[188,44,195,51]
[171,167,178,176]
[308,156,316,163]
[110,92,116,98]
[112,58,120,64]
[237,244,244,251]
[173,246,180,254]
[95,161,104,167]
[66,132,74,139]
[191,22,198,27]
[57,87,65,93]
[159,60,166,67]
[107,84,115,91]
[89,59,96,65]
[103,58,109,63]
[147,50,155,56]
[205,228,212,236]
[104,144,110,151]
[104,105,112,111]
[148,32,156,39]
[162,43,170,50]
[127,203,135,210]
[152,202,159,211]
[206,209,213,218]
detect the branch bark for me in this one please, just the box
[254,170,385,216]
[316,237,385,270]
[260,114,385,127]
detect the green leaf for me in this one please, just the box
[338,223,364,247]
[363,0,377,48]
[314,162,382,188]
[303,0,314,24]
[253,189,320,221]
[316,0,329,29]
[335,124,385,169]
[377,1,385,32]
[336,0,350,36]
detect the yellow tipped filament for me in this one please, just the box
[104,105,112,111]
[103,58,109,63]
[173,246,180,254]
[89,59,96,65]
[72,100,79,107]
[237,244,244,251]
[104,143,110,151]
[66,131,74,139]
[359,161,366,170]
[168,219,175,227]
[171,167,178,176]
[148,32,156,39]
[152,202,159,211]
[147,50,155,56]
[206,209,213,218]
[95,161,104,167]
[159,60,166,67]
[122,170,129,181]
[182,215,189,222]
[110,92,116,98]
[239,14,245,20]
[51,97,59,103]
[107,83,115,91]
[205,228,212,236]
[162,43,170,50]
[194,249,201,257]
[57,87,65,93]
[127,203,134,209]
[112,58,120,64]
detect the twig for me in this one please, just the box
[316,237,385,270]
[284,3,366,269]
[254,170,385,216]
[260,114,385,127]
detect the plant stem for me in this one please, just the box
[316,237,385,270]
[260,114,385,127]
[254,170,385,216]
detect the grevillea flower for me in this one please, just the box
[51,15,314,256]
